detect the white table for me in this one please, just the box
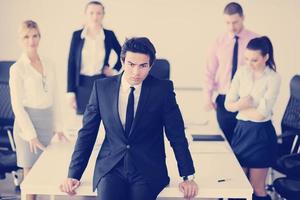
[20,124,252,200]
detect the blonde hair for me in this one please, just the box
[19,20,41,38]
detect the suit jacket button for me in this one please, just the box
[126,145,130,149]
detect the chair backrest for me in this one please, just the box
[149,58,170,80]
[0,61,15,127]
[281,75,300,154]
[0,61,15,83]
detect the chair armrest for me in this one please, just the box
[3,126,16,151]
[3,125,13,132]
[277,131,299,143]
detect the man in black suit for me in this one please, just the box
[60,37,198,200]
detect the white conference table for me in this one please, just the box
[20,122,253,200]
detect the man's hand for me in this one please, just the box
[60,178,81,196]
[204,100,216,111]
[179,180,198,199]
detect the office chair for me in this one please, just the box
[0,61,15,150]
[273,153,300,200]
[275,153,300,179]
[274,75,300,173]
[0,61,22,193]
[273,177,300,200]
[150,58,170,80]
[265,75,300,170]
[278,75,300,154]
[267,75,300,199]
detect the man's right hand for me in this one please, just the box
[204,101,216,111]
[60,178,80,196]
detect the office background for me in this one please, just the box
[0,0,299,132]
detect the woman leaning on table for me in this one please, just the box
[67,1,122,114]
[225,36,280,200]
[9,20,67,200]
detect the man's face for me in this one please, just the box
[224,13,244,35]
[123,51,151,85]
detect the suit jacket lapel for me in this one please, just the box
[129,76,152,137]
[76,37,84,76]
[111,74,125,137]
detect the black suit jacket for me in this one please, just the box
[68,74,195,195]
[67,28,122,93]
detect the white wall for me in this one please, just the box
[1,0,299,131]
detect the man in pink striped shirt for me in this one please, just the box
[203,2,259,144]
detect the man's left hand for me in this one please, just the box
[179,180,198,199]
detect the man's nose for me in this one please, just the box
[132,67,140,75]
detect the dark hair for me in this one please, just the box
[85,1,105,13]
[246,36,276,71]
[224,2,244,16]
[121,37,156,66]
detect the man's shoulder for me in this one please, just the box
[95,75,118,86]
[243,28,260,39]
[214,32,229,44]
[146,75,173,91]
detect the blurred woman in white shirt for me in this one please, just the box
[9,20,67,200]
[225,36,280,200]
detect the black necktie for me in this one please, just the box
[231,35,239,79]
[125,87,135,137]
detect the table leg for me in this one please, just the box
[21,192,26,200]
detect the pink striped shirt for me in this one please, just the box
[203,28,259,104]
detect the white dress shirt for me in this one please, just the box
[118,75,142,129]
[9,54,62,141]
[80,27,106,76]
[225,65,281,122]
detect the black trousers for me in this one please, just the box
[96,158,156,200]
[216,94,238,144]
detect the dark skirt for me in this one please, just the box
[231,120,278,168]
[76,74,105,115]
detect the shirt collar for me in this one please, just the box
[120,73,142,93]
[20,53,31,64]
[236,28,247,39]
[80,26,105,40]
[228,27,247,40]
[247,65,272,77]
[20,53,45,65]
